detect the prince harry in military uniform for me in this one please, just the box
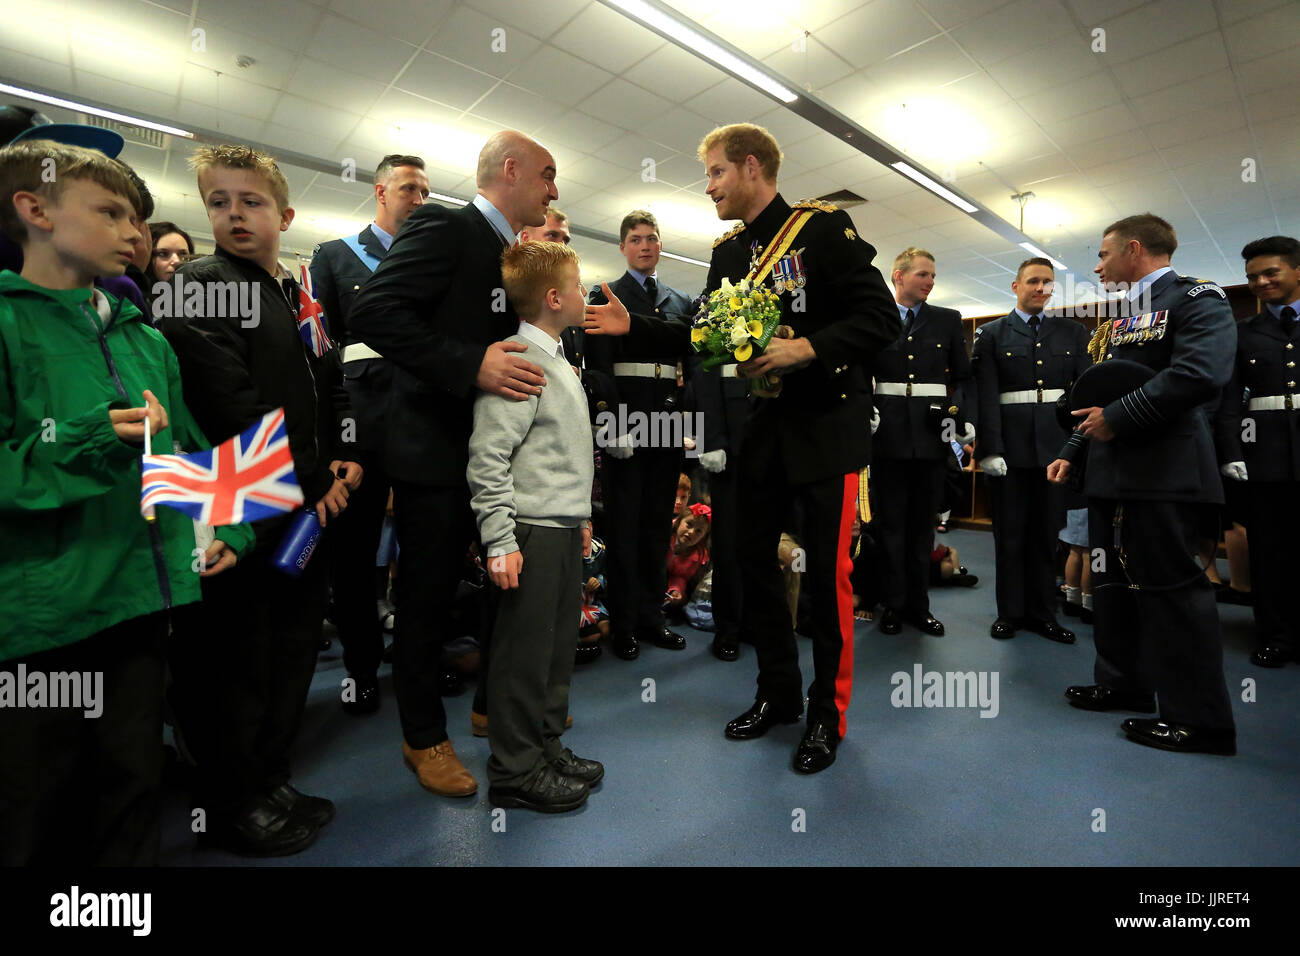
[586,123,898,773]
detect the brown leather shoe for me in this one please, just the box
[402,740,477,797]
[473,712,572,736]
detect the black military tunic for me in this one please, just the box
[972,310,1090,624]
[868,301,974,618]
[1058,270,1236,731]
[1214,304,1300,657]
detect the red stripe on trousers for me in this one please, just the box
[833,472,857,739]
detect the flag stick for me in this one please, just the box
[142,394,156,522]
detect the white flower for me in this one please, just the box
[719,278,734,295]
[729,322,750,347]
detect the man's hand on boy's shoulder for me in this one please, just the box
[110,389,168,445]
[476,340,546,401]
[488,550,523,589]
[198,539,238,578]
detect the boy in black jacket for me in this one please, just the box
[161,144,358,857]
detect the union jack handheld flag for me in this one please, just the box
[296,260,332,358]
[141,408,304,525]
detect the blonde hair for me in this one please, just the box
[547,206,567,224]
[189,144,290,211]
[697,123,782,183]
[0,139,140,242]
[501,240,580,318]
[892,246,935,280]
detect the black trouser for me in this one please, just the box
[389,480,476,748]
[1089,498,1234,731]
[327,456,388,680]
[737,430,858,738]
[0,613,168,866]
[601,445,682,637]
[486,523,582,787]
[169,547,328,821]
[708,457,742,638]
[1246,479,1299,653]
[988,466,1062,622]
[872,457,944,616]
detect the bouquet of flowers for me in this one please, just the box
[689,277,786,394]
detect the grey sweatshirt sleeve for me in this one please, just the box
[467,390,539,558]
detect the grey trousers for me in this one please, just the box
[486,522,583,787]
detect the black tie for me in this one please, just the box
[1028,314,1041,338]
[904,308,914,334]
[1282,306,1297,337]
[644,276,658,303]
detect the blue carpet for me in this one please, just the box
[160,530,1299,866]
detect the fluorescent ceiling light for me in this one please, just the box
[660,250,709,268]
[603,0,798,103]
[429,191,467,207]
[1018,241,1067,271]
[0,82,193,138]
[890,161,978,214]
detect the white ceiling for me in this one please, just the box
[1,0,1295,315]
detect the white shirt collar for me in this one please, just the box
[516,319,562,357]
[1127,265,1173,302]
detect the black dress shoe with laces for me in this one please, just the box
[1065,684,1156,712]
[1121,718,1236,756]
[712,631,739,662]
[1022,618,1075,644]
[574,641,602,665]
[549,748,604,785]
[610,633,640,660]
[1251,645,1292,668]
[342,671,380,716]
[878,608,902,635]
[638,624,686,650]
[266,783,335,827]
[903,612,945,636]
[793,722,838,774]
[990,617,1016,639]
[724,699,803,740]
[199,795,319,857]
[489,764,589,813]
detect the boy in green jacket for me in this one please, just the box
[0,139,252,866]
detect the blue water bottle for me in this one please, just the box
[272,509,322,577]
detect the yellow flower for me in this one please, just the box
[690,326,706,343]
[734,342,753,362]
[729,297,743,310]
[746,320,763,338]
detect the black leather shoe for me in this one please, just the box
[266,783,335,827]
[947,571,979,587]
[1065,684,1156,712]
[879,608,902,635]
[342,671,380,716]
[712,632,739,662]
[1121,718,1236,756]
[549,748,604,785]
[439,668,464,696]
[574,641,602,665]
[1251,645,1292,668]
[489,764,589,813]
[990,617,1016,639]
[639,625,686,650]
[724,699,803,740]
[610,633,639,661]
[793,722,838,774]
[1022,618,1076,644]
[903,612,945,636]
[199,796,319,857]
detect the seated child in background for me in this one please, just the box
[665,504,711,610]
[577,535,608,663]
[673,472,691,519]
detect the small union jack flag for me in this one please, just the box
[141,408,304,525]
[295,286,332,359]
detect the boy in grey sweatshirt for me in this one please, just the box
[467,240,601,813]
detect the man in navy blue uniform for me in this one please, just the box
[1215,235,1300,668]
[1050,213,1236,755]
[869,248,975,637]
[585,123,899,773]
[584,210,695,661]
[973,257,1088,643]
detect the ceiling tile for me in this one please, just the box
[0,51,74,92]
[761,37,855,94]
[0,4,70,64]
[981,33,1104,98]
[1092,0,1218,60]
[682,78,780,123]
[464,0,588,41]
[469,81,573,134]
[1111,31,1229,99]
[862,36,981,91]
[422,4,543,78]
[549,3,666,75]
[1235,46,1293,95]
[576,77,673,127]
[308,13,415,85]
[637,106,720,154]
[532,109,625,155]
[1017,70,1119,125]
[185,23,301,91]
[622,42,731,107]
[818,0,944,69]
[496,44,613,109]
[268,93,363,148]
[394,51,501,113]
[948,0,1076,68]
[196,0,323,53]
[286,59,388,115]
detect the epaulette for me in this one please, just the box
[712,222,746,248]
[792,198,838,213]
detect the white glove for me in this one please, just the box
[699,449,726,473]
[870,407,880,435]
[1220,461,1248,481]
[605,433,635,460]
[979,455,1008,477]
[956,421,976,444]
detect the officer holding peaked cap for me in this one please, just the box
[1049,213,1237,756]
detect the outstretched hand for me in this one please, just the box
[583,283,631,336]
